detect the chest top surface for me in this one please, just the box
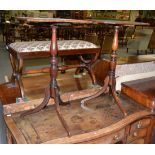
[3,91,154,144]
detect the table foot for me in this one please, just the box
[75,66,96,85]
[111,88,127,117]
[20,86,50,118]
[20,85,71,136]
[81,76,127,117]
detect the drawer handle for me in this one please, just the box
[133,132,138,137]
[137,121,142,129]
[113,135,119,141]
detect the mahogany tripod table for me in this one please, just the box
[80,20,150,121]
[8,18,100,98]
[9,18,149,136]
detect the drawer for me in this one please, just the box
[130,118,151,133]
[127,128,148,143]
[81,129,125,144]
[130,138,145,144]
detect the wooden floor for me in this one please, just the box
[22,69,94,100]
[22,54,155,101]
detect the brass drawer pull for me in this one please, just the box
[133,131,138,137]
[113,135,119,141]
[137,121,142,129]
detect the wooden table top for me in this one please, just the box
[91,19,149,27]
[3,91,153,144]
[122,76,155,110]
[16,17,93,24]
[16,17,149,27]
[122,77,155,99]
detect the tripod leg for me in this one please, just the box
[56,83,70,106]
[110,86,127,117]
[53,88,71,137]
[74,67,83,90]
[20,86,50,118]
[81,76,110,111]
[81,66,96,85]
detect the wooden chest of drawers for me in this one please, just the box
[3,88,155,144]
[127,118,153,144]
[121,77,155,111]
[121,77,155,143]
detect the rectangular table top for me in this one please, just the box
[92,19,149,27]
[17,17,149,27]
[16,17,94,24]
[122,76,155,110]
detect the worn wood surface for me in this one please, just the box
[3,87,100,115]
[4,93,154,144]
[22,69,96,100]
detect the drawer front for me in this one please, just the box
[130,118,151,133]
[130,138,145,144]
[127,128,148,143]
[81,129,125,144]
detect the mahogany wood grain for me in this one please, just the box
[0,82,21,105]
[17,17,149,27]
[93,59,110,86]
[16,17,94,24]
[9,47,100,59]
[121,77,155,111]
[92,20,149,27]
[130,138,145,144]
[127,127,148,143]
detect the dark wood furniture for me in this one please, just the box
[79,20,150,118]
[121,77,155,143]
[16,20,126,137]
[7,18,101,137]
[8,40,100,98]
[0,82,21,105]
[8,18,100,100]
[121,77,155,112]
[7,19,100,97]
[3,88,155,144]
[91,20,149,27]
[7,18,150,138]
